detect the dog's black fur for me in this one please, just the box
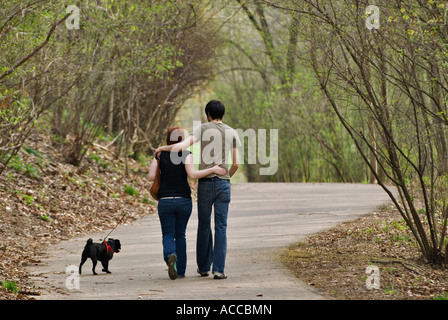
[79,238,121,275]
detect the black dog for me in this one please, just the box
[79,238,121,275]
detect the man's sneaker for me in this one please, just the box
[168,254,177,280]
[197,269,209,277]
[213,272,227,280]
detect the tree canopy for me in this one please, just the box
[1,0,448,266]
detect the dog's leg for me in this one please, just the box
[91,257,98,275]
[101,260,111,274]
[79,255,87,274]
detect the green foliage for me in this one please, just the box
[132,153,149,167]
[101,162,109,169]
[70,176,85,188]
[22,194,34,206]
[0,1,58,175]
[282,0,448,265]
[40,214,51,222]
[25,163,40,179]
[16,190,34,206]
[2,280,19,294]
[7,155,24,172]
[22,146,42,158]
[88,154,101,162]
[124,185,139,197]
[88,153,110,170]
[4,149,40,179]
[139,196,156,206]
[433,292,448,300]
[213,3,365,183]
[1,0,220,170]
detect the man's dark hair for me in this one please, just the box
[205,100,225,120]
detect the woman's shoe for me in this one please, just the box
[213,272,227,280]
[168,254,178,280]
[197,268,209,277]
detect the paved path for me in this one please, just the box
[28,183,394,300]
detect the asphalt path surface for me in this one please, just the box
[28,183,394,300]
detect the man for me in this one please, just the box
[155,100,240,279]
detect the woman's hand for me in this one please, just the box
[212,164,227,176]
[185,155,227,180]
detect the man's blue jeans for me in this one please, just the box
[158,198,192,277]
[196,177,231,274]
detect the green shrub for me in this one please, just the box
[22,146,42,158]
[25,163,40,179]
[88,154,101,162]
[40,214,51,222]
[7,155,24,171]
[434,292,448,300]
[124,185,139,196]
[16,190,34,206]
[139,196,156,205]
[2,280,19,293]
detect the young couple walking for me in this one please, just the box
[148,100,240,280]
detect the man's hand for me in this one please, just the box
[154,146,166,159]
[155,135,197,158]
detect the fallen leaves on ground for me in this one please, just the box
[282,205,448,300]
[0,129,160,299]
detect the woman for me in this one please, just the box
[148,127,226,280]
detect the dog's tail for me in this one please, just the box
[86,238,93,246]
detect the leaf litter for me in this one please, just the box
[0,129,161,299]
[281,205,448,300]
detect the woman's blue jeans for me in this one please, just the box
[157,197,192,277]
[196,177,231,274]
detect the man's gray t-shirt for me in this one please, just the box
[193,122,241,180]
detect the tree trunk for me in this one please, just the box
[108,87,115,136]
